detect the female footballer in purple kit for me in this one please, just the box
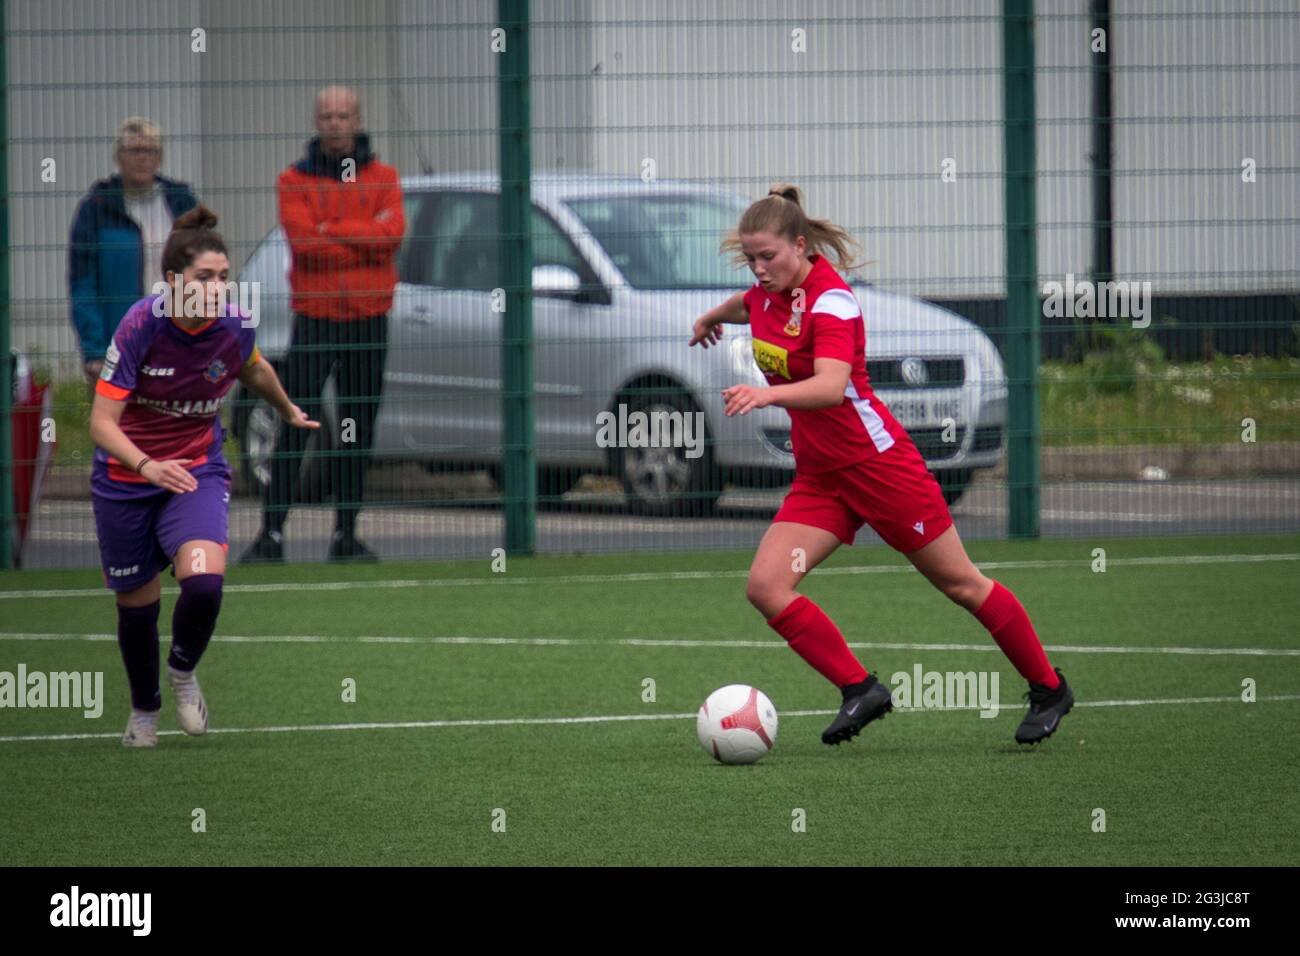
[690,185,1074,747]
[89,205,318,747]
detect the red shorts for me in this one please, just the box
[773,438,954,553]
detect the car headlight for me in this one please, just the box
[974,333,1006,390]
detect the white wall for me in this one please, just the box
[6,0,1297,376]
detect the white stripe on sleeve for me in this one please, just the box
[810,287,862,320]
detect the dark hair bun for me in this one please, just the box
[767,185,802,207]
[171,204,219,233]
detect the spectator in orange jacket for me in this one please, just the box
[242,86,404,563]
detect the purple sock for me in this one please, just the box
[168,574,224,672]
[117,600,161,711]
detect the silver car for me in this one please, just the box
[230,172,1005,513]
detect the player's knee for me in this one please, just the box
[941,575,987,610]
[178,572,224,615]
[746,574,791,618]
[176,541,227,577]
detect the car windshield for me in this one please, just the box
[565,195,753,290]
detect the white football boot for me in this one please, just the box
[121,709,160,748]
[167,664,209,736]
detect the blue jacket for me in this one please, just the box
[68,173,198,361]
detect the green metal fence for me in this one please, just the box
[2,0,1297,570]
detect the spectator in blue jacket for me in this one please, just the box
[69,118,198,386]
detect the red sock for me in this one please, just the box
[972,581,1059,687]
[767,595,868,688]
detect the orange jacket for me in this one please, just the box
[277,136,405,320]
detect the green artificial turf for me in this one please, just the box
[1,533,1297,866]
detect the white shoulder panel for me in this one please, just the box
[810,287,861,320]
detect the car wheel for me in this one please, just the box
[611,386,720,517]
[238,397,336,505]
[237,399,275,495]
[935,467,973,506]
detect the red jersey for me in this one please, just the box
[744,253,910,474]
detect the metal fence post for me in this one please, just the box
[499,0,536,555]
[1003,0,1040,539]
[0,0,14,570]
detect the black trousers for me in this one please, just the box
[263,312,388,536]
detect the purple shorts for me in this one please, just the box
[91,466,232,592]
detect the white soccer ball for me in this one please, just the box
[697,684,778,765]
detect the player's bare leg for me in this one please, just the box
[117,575,161,607]
[745,520,841,619]
[174,539,227,580]
[748,522,893,744]
[905,525,1073,743]
[166,539,227,736]
[118,574,163,747]
[901,524,994,610]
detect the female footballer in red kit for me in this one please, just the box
[690,185,1073,746]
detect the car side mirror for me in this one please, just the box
[532,264,581,298]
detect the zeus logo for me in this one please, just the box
[140,365,175,377]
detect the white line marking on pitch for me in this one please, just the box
[2,631,1298,657]
[1,552,1296,600]
[5,697,1294,749]
[2,693,1298,744]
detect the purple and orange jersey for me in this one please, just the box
[92,295,260,499]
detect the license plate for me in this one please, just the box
[883,395,963,428]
